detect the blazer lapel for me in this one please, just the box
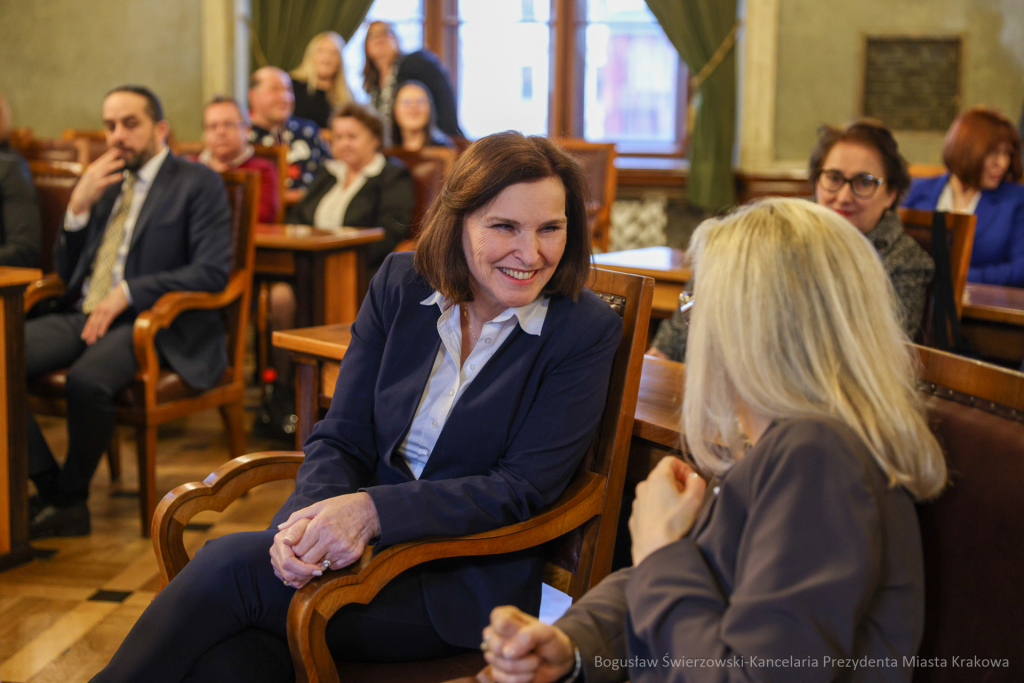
[129,154,177,252]
[377,304,444,465]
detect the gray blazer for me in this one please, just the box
[557,418,924,682]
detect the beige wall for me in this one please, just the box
[773,0,1024,164]
[0,0,205,141]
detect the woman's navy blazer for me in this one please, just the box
[271,252,623,648]
[904,173,1024,286]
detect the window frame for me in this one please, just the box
[417,0,688,156]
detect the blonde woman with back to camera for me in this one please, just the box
[479,197,948,683]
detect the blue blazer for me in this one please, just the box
[272,252,622,648]
[903,173,1024,286]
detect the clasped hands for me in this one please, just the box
[477,457,706,683]
[270,491,381,589]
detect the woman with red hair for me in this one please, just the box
[903,106,1024,286]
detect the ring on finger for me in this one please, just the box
[321,559,331,571]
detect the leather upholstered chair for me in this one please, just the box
[24,169,259,535]
[554,140,617,253]
[27,160,82,273]
[151,267,654,683]
[913,345,1024,682]
[897,207,976,347]
[383,146,457,250]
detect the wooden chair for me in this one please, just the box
[384,146,457,251]
[61,129,108,164]
[6,126,34,151]
[913,345,1024,682]
[24,169,260,535]
[27,160,82,273]
[253,144,289,223]
[908,163,946,179]
[152,267,654,683]
[172,140,206,159]
[18,138,87,165]
[555,139,617,252]
[897,207,976,346]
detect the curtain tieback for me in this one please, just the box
[689,21,740,91]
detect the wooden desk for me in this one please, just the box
[961,283,1024,364]
[273,326,687,460]
[255,224,384,327]
[0,267,42,572]
[594,247,691,319]
[272,325,351,448]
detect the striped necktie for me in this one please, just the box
[83,172,137,312]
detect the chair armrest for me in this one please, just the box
[151,450,304,586]
[24,274,66,310]
[132,271,248,392]
[287,471,606,683]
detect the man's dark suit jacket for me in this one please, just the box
[0,145,41,267]
[557,418,925,683]
[287,159,414,269]
[271,252,623,649]
[54,152,233,390]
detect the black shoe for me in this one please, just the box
[30,503,91,539]
[29,494,47,519]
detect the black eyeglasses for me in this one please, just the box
[678,291,694,325]
[817,170,886,198]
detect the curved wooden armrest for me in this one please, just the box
[24,273,66,310]
[151,451,304,585]
[132,271,248,388]
[287,471,606,683]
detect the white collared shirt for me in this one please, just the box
[65,145,170,304]
[397,292,550,479]
[936,179,981,215]
[313,153,387,229]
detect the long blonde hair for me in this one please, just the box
[289,32,353,109]
[682,197,946,501]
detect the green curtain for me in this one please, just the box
[645,0,738,212]
[251,0,375,72]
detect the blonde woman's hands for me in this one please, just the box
[479,606,577,683]
[629,456,707,566]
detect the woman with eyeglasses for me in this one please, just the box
[903,107,1024,287]
[391,80,455,152]
[648,120,934,361]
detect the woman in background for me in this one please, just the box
[650,120,932,361]
[363,21,463,145]
[289,31,352,128]
[903,106,1024,287]
[480,198,947,683]
[287,102,413,267]
[391,80,454,152]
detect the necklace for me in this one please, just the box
[462,305,478,343]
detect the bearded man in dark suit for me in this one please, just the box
[26,85,233,538]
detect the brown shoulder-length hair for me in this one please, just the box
[943,106,1023,187]
[415,131,592,303]
[330,102,385,150]
[808,119,911,209]
[362,21,401,95]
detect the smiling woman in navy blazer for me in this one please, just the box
[92,132,622,683]
[903,106,1024,287]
